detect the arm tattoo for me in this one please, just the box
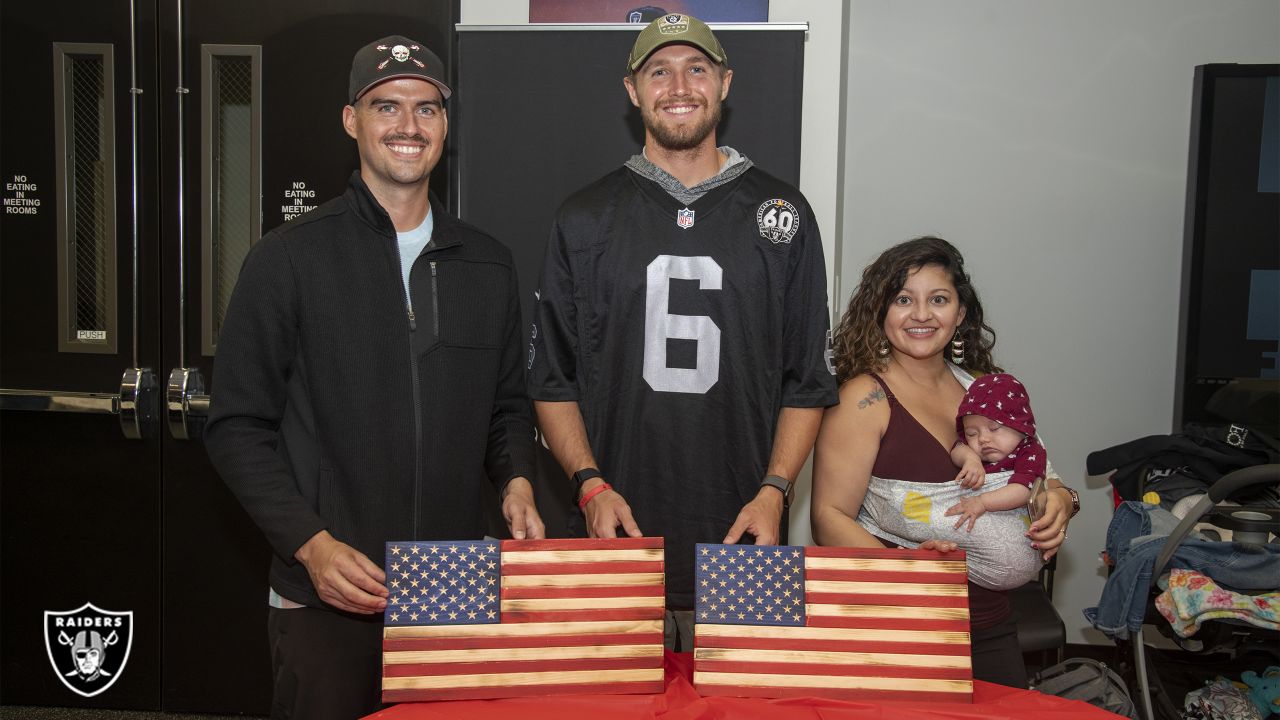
[856,387,886,409]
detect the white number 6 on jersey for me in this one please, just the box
[643,255,722,394]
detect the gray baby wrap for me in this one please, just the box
[857,470,1044,591]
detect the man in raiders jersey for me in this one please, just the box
[527,14,838,649]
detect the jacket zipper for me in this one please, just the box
[396,240,426,539]
[430,262,439,337]
[414,261,441,537]
[409,320,423,540]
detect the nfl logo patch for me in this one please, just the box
[677,207,695,229]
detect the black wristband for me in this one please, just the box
[572,467,603,495]
[760,474,794,508]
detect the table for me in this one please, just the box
[366,651,1122,719]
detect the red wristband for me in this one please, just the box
[577,482,612,510]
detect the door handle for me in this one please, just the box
[163,1,207,443]
[0,367,159,439]
[167,367,208,440]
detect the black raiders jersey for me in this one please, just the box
[528,165,838,608]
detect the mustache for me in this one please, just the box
[383,133,429,144]
[657,99,705,109]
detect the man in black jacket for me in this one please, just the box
[205,35,543,720]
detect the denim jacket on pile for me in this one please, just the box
[1084,501,1280,639]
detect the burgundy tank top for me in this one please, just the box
[865,373,1010,629]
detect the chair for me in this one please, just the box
[1010,554,1066,671]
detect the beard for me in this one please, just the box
[642,100,722,152]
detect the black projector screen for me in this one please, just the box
[451,24,807,329]
[1175,64,1280,434]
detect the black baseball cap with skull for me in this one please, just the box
[348,35,452,104]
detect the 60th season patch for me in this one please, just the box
[44,602,133,698]
[756,199,799,244]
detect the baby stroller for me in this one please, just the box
[1086,462,1280,720]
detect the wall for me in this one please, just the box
[841,0,1279,643]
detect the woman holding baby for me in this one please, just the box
[812,236,1079,688]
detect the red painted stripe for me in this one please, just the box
[501,538,664,551]
[500,560,664,575]
[502,607,664,623]
[694,658,971,681]
[805,616,971,632]
[805,546,967,562]
[692,684,971,703]
[383,680,665,703]
[384,632,664,652]
[383,655,662,677]
[693,635,970,656]
[803,568,968,584]
[805,592,969,608]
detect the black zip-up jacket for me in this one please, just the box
[205,172,536,608]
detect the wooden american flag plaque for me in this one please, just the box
[381,537,665,702]
[693,544,973,702]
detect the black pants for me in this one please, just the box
[971,613,1029,688]
[662,609,695,652]
[267,606,384,720]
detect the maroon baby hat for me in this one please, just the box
[955,372,1037,438]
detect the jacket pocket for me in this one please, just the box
[316,464,350,540]
[436,260,509,349]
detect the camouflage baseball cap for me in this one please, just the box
[349,35,452,104]
[626,14,727,72]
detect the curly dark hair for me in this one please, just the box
[831,236,1000,383]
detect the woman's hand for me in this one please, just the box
[1027,485,1072,561]
[918,538,959,553]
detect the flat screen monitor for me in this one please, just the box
[1175,64,1280,436]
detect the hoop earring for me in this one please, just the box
[950,333,965,365]
[877,339,891,358]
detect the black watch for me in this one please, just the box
[572,467,603,499]
[760,474,794,508]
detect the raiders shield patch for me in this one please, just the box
[756,199,800,243]
[44,602,133,698]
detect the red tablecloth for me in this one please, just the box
[366,651,1122,719]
